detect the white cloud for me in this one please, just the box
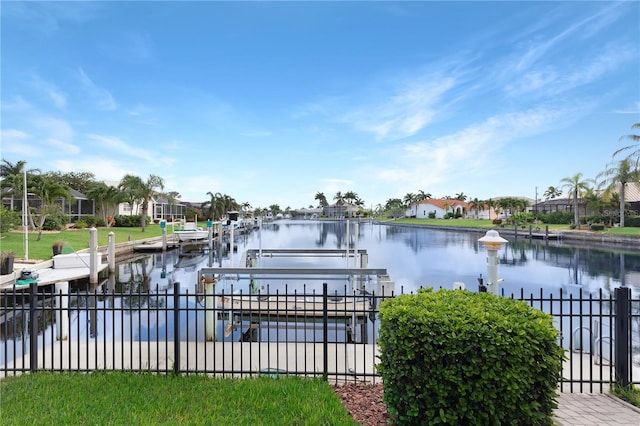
[613,102,640,115]
[1,96,31,112]
[30,75,66,109]
[87,134,153,162]
[44,138,80,154]
[52,157,129,181]
[34,117,74,141]
[342,76,456,141]
[374,106,569,196]
[77,67,117,111]
[0,129,32,156]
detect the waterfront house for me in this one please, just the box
[406,199,471,219]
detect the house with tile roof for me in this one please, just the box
[406,199,472,219]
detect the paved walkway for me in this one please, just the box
[554,392,640,425]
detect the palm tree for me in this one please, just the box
[416,190,432,201]
[560,173,593,227]
[469,198,484,219]
[344,191,359,206]
[118,174,143,216]
[0,159,40,210]
[119,174,164,232]
[582,188,606,221]
[614,123,640,171]
[543,186,562,200]
[334,191,344,205]
[597,159,639,228]
[86,182,124,226]
[442,201,451,218]
[202,191,223,220]
[454,192,467,201]
[28,174,71,240]
[403,193,416,217]
[314,192,328,208]
[138,175,164,232]
[162,191,182,221]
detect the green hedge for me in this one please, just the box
[113,214,142,228]
[537,211,573,224]
[625,216,640,227]
[377,289,564,425]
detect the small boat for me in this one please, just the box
[174,222,209,241]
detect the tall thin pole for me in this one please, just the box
[23,165,28,260]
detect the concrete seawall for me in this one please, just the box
[376,222,640,252]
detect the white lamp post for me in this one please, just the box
[478,229,508,295]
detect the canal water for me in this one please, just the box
[132,220,639,298]
[2,220,639,367]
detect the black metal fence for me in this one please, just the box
[1,282,638,392]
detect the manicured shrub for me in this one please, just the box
[42,213,68,230]
[538,211,573,225]
[113,214,142,228]
[625,216,640,227]
[378,289,564,425]
[492,218,502,225]
[590,223,605,231]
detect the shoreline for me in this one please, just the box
[374,221,640,252]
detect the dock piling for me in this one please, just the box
[55,281,69,340]
[204,278,217,341]
[108,232,115,273]
[90,227,98,285]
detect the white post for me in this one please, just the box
[108,232,116,273]
[478,230,507,296]
[161,221,167,252]
[55,281,69,340]
[487,249,500,295]
[208,221,213,251]
[204,278,217,341]
[258,217,263,266]
[89,227,98,285]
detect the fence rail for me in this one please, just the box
[1,282,638,392]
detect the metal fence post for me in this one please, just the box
[615,286,630,388]
[323,282,328,381]
[29,282,38,372]
[174,282,180,375]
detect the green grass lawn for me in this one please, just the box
[0,372,356,425]
[0,223,177,260]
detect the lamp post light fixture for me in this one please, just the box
[478,229,508,295]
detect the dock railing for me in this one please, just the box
[1,282,638,392]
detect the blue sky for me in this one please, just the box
[1,1,639,210]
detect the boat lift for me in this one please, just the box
[198,248,394,343]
